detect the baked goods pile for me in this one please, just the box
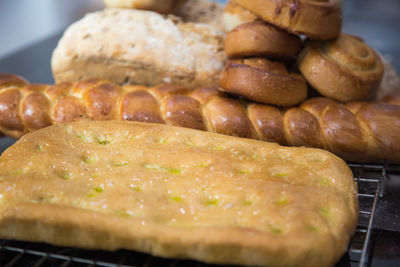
[0,0,399,266]
[220,0,384,105]
[0,120,358,267]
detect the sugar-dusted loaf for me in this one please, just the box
[0,120,358,266]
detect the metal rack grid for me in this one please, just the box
[0,162,389,267]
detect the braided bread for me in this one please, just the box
[235,0,342,40]
[0,74,399,164]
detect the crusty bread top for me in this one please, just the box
[0,120,358,266]
[103,0,188,13]
[175,0,224,30]
[51,8,225,87]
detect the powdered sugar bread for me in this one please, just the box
[51,8,226,88]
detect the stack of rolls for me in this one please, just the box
[219,0,384,106]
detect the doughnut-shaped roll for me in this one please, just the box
[103,0,188,13]
[235,0,342,40]
[298,34,384,102]
[222,0,258,32]
[225,20,302,60]
[219,58,307,106]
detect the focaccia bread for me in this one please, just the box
[0,120,358,267]
[51,8,226,88]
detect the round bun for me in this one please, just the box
[298,34,384,102]
[222,0,258,32]
[225,20,302,60]
[235,0,342,40]
[219,58,307,106]
[103,0,188,13]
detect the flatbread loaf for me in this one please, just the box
[0,120,358,267]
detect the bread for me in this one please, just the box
[219,58,308,106]
[298,34,384,102]
[51,8,226,89]
[1,74,399,164]
[103,0,188,13]
[222,0,258,32]
[174,0,224,30]
[224,20,302,60]
[0,120,358,267]
[235,0,342,40]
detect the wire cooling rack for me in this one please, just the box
[0,161,390,267]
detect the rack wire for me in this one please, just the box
[0,162,389,267]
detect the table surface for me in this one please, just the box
[0,0,399,266]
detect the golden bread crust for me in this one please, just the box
[0,74,400,164]
[223,0,259,31]
[225,20,302,60]
[103,0,188,13]
[235,0,342,40]
[298,34,384,102]
[0,120,358,266]
[219,58,308,106]
[51,8,226,89]
[175,0,225,30]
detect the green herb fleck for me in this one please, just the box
[316,179,330,186]
[237,169,251,175]
[143,163,181,174]
[156,138,168,144]
[269,225,283,234]
[37,143,48,152]
[82,155,97,163]
[319,207,331,217]
[112,161,128,167]
[171,196,183,202]
[275,197,288,205]
[114,210,132,218]
[97,135,112,145]
[11,169,25,175]
[306,224,319,233]
[75,132,92,142]
[205,198,218,206]
[58,172,72,180]
[251,154,258,159]
[196,162,211,168]
[88,187,104,197]
[243,200,253,206]
[130,185,142,192]
[273,173,288,177]
[184,140,195,147]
